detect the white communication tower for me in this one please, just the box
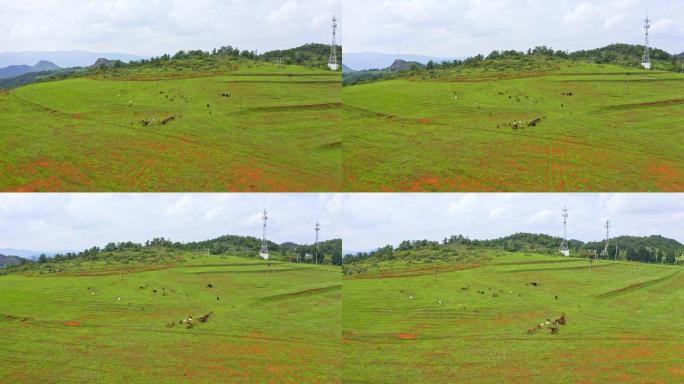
[315,222,321,264]
[560,207,570,257]
[259,209,269,260]
[642,15,652,69]
[328,15,339,71]
[603,220,611,258]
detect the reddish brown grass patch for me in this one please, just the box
[396,333,417,340]
[63,321,81,327]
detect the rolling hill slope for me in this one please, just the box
[0,53,341,192]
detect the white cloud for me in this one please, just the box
[0,193,341,252]
[0,0,341,56]
[341,194,684,254]
[344,0,683,56]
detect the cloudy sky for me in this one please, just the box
[342,194,684,254]
[345,0,684,56]
[0,194,343,252]
[0,0,341,56]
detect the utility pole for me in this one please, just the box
[604,219,610,259]
[315,222,321,265]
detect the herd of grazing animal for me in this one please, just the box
[134,88,233,127]
[527,313,567,335]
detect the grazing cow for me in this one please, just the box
[528,117,542,127]
[554,313,566,326]
[207,283,213,288]
[198,312,213,323]
[217,296,220,301]
[549,327,559,335]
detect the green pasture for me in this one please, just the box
[343,62,684,191]
[343,252,684,383]
[0,62,341,192]
[0,254,341,383]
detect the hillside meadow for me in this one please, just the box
[0,60,341,192]
[343,251,684,383]
[0,253,341,383]
[343,61,684,191]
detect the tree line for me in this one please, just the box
[344,233,683,266]
[11,234,342,272]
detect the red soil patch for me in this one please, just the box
[399,173,497,192]
[72,113,81,119]
[417,118,432,124]
[647,163,684,192]
[670,367,684,376]
[63,321,81,327]
[396,333,417,340]
[3,158,93,192]
[227,165,291,192]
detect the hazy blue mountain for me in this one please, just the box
[344,51,460,71]
[342,64,355,73]
[0,248,71,260]
[0,60,60,79]
[0,254,27,268]
[0,50,145,68]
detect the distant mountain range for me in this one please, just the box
[0,248,69,259]
[0,50,144,69]
[344,51,460,71]
[0,60,60,80]
[0,254,26,268]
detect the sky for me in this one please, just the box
[345,0,684,57]
[0,0,341,56]
[0,194,343,252]
[341,194,684,254]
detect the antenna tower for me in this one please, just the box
[604,220,610,258]
[315,222,321,264]
[560,207,570,256]
[259,209,269,260]
[328,15,339,70]
[642,14,652,69]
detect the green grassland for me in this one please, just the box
[0,60,341,192]
[0,252,341,383]
[343,251,684,383]
[343,60,684,191]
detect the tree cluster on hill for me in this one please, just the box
[3,234,342,274]
[344,233,684,267]
[344,43,684,86]
[0,42,340,89]
[259,43,342,70]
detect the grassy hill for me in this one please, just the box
[343,54,684,191]
[0,252,341,383]
[343,248,684,383]
[2,234,342,276]
[260,43,342,70]
[343,233,684,275]
[0,49,341,192]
